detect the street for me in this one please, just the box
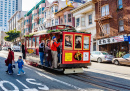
[0,50,130,91]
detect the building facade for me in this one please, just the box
[71,1,98,51]
[8,11,26,31]
[93,0,130,56]
[17,17,25,44]
[0,0,22,32]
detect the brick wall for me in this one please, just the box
[95,0,130,39]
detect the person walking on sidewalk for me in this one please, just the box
[22,43,26,60]
[17,56,25,75]
[7,48,14,75]
[51,36,60,69]
[39,40,45,65]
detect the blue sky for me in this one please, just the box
[22,0,65,11]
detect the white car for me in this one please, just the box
[2,47,8,50]
[12,46,20,52]
[91,51,114,63]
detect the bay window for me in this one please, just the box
[68,14,71,22]
[55,19,58,25]
[76,18,80,27]
[81,17,85,26]
[89,14,92,25]
[64,15,66,23]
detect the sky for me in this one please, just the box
[22,0,65,11]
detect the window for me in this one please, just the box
[39,8,41,14]
[68,14,71,22]
[61,18,63,24]
[119,20,124,32]
[51,7,54,13]
[36,37,39,46]
[33,38,35,47]
[101,5,109,17]
[42,18,44,24]
[103,23,110,34]
[81,17,85,26]
[44,12,46,18]
[64,15,66,23]
[93,43,96,51]
[55,6,58,12]
[76,18,80,27]
[52,19,54,26]
[29,38,31,47]
[89,14,92,25]
[55,19,58,25]
[118,0,123,9]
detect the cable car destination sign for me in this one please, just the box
[97,35,127,45]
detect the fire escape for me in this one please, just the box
[92,0,114,39]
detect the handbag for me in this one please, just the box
[12,64,16,69]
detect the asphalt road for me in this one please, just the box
[0,50,130,91]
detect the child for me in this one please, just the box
[17,56,25,75]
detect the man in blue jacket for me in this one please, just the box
[17,56,25,75]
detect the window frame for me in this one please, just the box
[76,18,80,27]
[118,0,123,9]
[89,14,93,25]
[81,17,85,26]
[103,23,110,34]
[119,20,124,32]
[68,14,72,22]
[101,4,109,17]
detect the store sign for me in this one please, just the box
[97,35,124,45]
[124,36,128,41]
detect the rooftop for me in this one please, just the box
[24,0,45,17]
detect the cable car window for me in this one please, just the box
[29,38,31,47]
[64,34,73,50]
[36,37,39,47]
[26,39,28,47]
[74,35,82,50]
[33,37,35,47]
[83,36,90,50]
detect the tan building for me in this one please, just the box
[17,17,25,44]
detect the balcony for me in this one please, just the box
[34,14,39,21]
[95,13,113,22]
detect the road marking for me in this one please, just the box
[16,79,29,89]
[26,78,49,90]
[23,88,38,91]
[24,67,32,70]
[0,81,19,91]
[36,71,87,91]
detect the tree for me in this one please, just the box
[4,29,21,42]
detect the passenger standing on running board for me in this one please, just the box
[39,40,45,65]
[51,36,60,69]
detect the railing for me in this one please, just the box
[95,12,113,21]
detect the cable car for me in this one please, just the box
[25,25,91,74]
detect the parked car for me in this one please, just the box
[91,51,114,63]
[112,54,130,65]
[12,45,20,52]
[2,47,8,50]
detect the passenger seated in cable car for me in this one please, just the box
[65,35,72,47]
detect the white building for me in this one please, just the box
[8,11,27,31]
[71,0,98,51]
[0,0,22,32]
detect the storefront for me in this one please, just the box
[97,35,129,57]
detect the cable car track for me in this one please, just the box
[68,74,130,91]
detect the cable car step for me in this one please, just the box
[64,68,83,74]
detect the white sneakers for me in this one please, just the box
[17,72,25,76]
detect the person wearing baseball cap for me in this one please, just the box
[51,36,60,69]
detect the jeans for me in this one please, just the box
[18,68,24,74]
[45,58,52,67]
[8,63,13,74]
[39,52,44,65]
[58,53,60,63]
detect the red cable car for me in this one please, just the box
[25,25,91,74]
